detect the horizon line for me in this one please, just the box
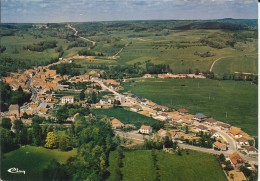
[1,18,258,24]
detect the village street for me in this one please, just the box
[94,76,258,165]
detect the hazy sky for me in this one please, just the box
[1,0,258,23]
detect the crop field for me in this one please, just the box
[1,145,77,181]
[108,150,227,181]
[122,78,257,136]
[213,54,258,77]
[92,108,159,128]
[1,21,257,77]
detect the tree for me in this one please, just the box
[219,153,226,162]
[45,132,58,149]
[91,92,97,103]
[32,123,43,146]
[1,118,12,130]
[1,128,19,153]
[79,89,85,101]
[13,119,24,133]
[59,135,69,151]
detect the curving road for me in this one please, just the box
[209,56,233,72]
[67,24,96,46]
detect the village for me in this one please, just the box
[1,57,258,181]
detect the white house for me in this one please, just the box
[139,125,152,134]
[115,95,125,104]
[209,130,222,139]
[100,98,112,105]
[61,96,74,104]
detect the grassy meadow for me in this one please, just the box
[108,150,227,181]
[122,78,257,136]
[1,146,77,181]
[92,108,159,128]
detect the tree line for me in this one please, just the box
[49,63,82,76]
[23,40,57,52]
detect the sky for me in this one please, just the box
[1,0,258,23]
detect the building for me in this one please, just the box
[227,152,244,168]
[229,128,242,138]
[205,118,217,126]
[213,141,227,151]
[139,125,152,134]
[236,137,249,146]
[193,113,207,122]
[177,108,188,115]
[157,128,168,138]
[130,105,142,112]
[245,146,258,155]
[61,96,74,104]
[115,95,125,104]
[196,125,208,133]
[209,130,221,139]
[100,98,112,105]
[111,118,125,129]
[8,104,20,116]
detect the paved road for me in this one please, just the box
[93,79,122,97]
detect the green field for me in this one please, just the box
[1,21,257,77]
[1,146,77,181]
[92,108,159,128]
[108,150,227,181]
[122,78,257,136]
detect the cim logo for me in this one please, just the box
[7,168,26,174]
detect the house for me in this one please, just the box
[182,119,193,125]
[213,141,227,151]
[229,128,242,138]
[140,99,148,105]
[236,137,249,146]
[139,125,152,134]
[217,122,231,130]
[100,98,112,105]
[111,118,125,129]
[8,104,20,116]
[94,102,102,109]
[147,101,157,109]
[39,107,48,114]
[205,118,217,126]
[149,109,158,117]
[45,95,53,102]
[153,112,169,121]
[115,95,125,104]
[46,69,57,77]
[177,108,188,115]
[29,103,38,110]
[193,113,207,122]
[103,79,120,86]
[61,96,74,104]
[227,152,244,168]
[157,128,168,138]
[130,105,142,112]
[245,146,258,155]
[209,129,221,139]
[196,125,208,133]
[157,105,169,112]
[144,74,152,78]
